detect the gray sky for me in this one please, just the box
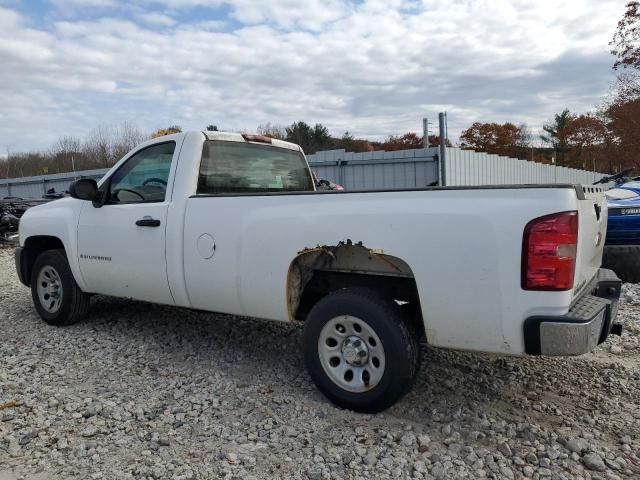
[0,0,626,154]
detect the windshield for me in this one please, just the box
[197,140,314,194]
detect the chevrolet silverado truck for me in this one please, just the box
[15,131,622,412]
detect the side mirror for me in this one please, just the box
[69,179,98,201]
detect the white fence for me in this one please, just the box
[0,147,607,198]
[444,148,605,186]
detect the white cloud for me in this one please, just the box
[0,0,627,153]
[50,0,118,9]
[227,0,350,31]
[137,11,177,26]
[50,0,352,31]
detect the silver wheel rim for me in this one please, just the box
[318,315,386,393]
[36,266,63,313]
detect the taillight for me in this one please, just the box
[242,134,272,144]
[522,211,578,291]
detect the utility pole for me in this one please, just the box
[444,112,448,144]
[5,144,11,180]
[422,118,430,148]
[438,113,447,186]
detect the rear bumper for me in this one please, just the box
[523,269,622,356]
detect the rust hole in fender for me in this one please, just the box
[285,241,416,321]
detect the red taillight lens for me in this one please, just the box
[522,211,578,291]
[242,134,272,144]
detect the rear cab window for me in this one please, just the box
[197,140,314,194]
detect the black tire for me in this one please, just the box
[602,245,640,283]
[30,249,90,326]
[303,288,420,413]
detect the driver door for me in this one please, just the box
[76,141,177,304]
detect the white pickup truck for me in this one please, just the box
[16,131,622,412]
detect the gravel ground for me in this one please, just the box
[1,247,639,480]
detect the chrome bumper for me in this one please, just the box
[539,297,607,355]
[524,269,622,356]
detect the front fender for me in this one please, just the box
[20,197,88,291]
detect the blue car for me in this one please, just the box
[606,189,640,245]
[599,172,640,282]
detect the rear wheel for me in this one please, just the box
[602,245,640,283]
[31,249,90,326]
[303,288,420,413]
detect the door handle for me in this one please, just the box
[136,217,161,227]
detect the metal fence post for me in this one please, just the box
[438,113,447,186]
[336,159,348,187]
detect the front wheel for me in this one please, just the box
[303,288,420,413]
[31,249,90,326]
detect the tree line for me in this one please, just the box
[0,121,452,180]
[2,2,638,179]
[255,122,451,154]
[2,122,147,180]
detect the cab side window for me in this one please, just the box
[108,142,175,204]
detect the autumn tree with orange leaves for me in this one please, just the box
[379,132,451,151]
[149,125,182,139]
[563,114,609,171]
[380,133,423,150]
[605,97,640,171]
[606,2,640,172]
[459,122,530,158]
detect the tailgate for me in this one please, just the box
[573,186,607,297]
